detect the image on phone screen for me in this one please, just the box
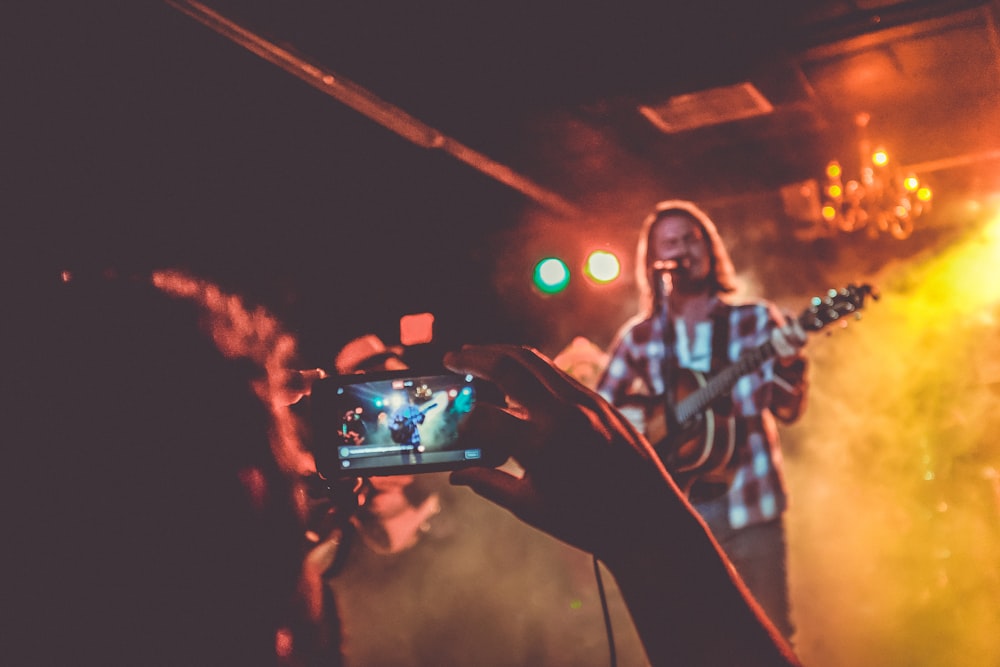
[326,372,483,473]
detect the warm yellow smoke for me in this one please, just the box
[785,212,1000,667]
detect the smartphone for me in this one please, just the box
[310,369,505,477]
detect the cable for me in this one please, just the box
[593,554,617,667]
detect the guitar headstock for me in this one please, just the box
[798,283,878,332]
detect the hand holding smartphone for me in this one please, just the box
[310,369,507,478]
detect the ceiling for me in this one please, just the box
[7,1,1000,357]
[185,0,1000,210]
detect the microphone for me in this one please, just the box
[652,260,681,308]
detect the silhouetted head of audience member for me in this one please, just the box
[1,271,311,665]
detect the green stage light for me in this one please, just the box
[533,257,570,294]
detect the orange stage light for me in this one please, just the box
[584,250,621,284]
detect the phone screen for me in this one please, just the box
[311,370,498,476]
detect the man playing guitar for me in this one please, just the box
[596,200,809,643]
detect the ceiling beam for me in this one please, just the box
[164,0,581,218]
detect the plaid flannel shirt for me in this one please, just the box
[596,299,808,530]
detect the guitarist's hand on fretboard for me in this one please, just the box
[770,318,807,361]
[646,283,876,488]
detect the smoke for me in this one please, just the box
[328,480,649,667]
[784,212,1000,666]
[485,181,1000,664]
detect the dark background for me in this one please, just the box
[8,1,999,366]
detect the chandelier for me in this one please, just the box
[820,113,933,240]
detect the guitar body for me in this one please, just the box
[636,284,875,494]
[644,368,736,492]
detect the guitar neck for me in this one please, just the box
[674,340,776,424]
[670,285,873,425]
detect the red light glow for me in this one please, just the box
[400,312,435,346]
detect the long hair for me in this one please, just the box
[3,273,305,665]
[152,269,315,477]
[634,199,738,314]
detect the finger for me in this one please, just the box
[447,344,601,417]
[458,402,543,469]
[449,344,649,460]
[500,345,614,416]
[789,319,808,346]
[276,368,328,405]
[770,326,804,358]
[470,345,646,447]
[446,345,561,413]
[770,328,791,357]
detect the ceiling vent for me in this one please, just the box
[639,82,774,134]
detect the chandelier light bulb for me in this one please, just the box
[820,117,934,241]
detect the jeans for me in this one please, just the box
[693,495,795,642]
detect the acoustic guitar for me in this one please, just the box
[644,283,876,491]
